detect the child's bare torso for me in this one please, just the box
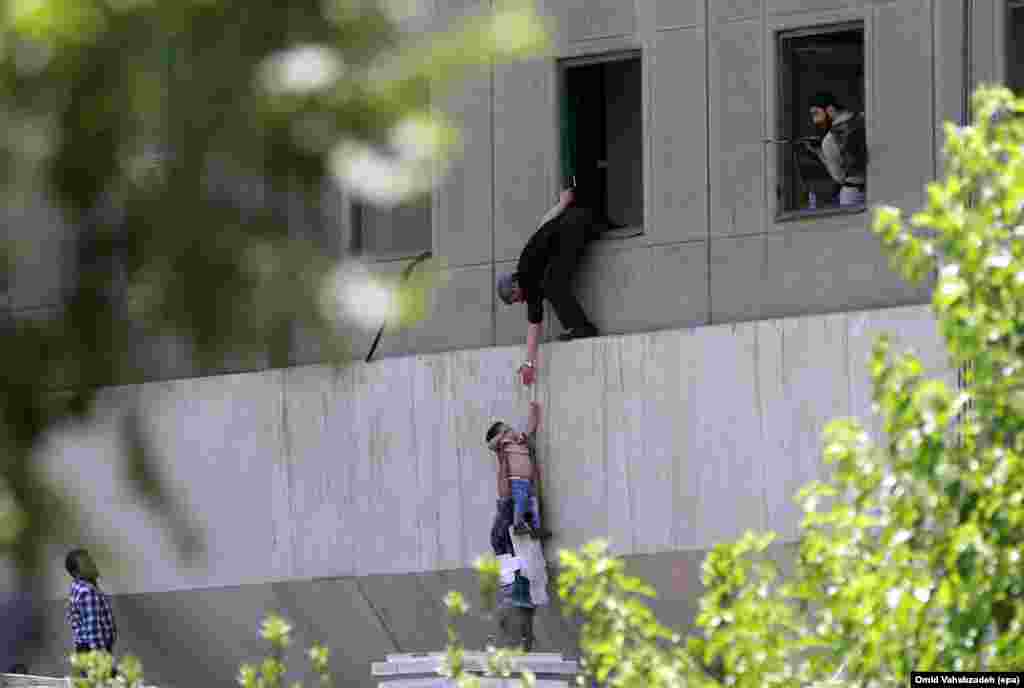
[501,438,534,480]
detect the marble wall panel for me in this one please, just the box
[757,313,851,540]
[870,0,934,214]
[641,329,700,552]
[649,27,708,245]
[687,323,768,548]
[538,338,608,552]
[708,19,765,237]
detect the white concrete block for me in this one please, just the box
[539,338,607,552]
[688,323,766,548]
[637,329,699,553]
[599,334,648,554]
[758,314,851,540]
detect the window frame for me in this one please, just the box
[772,20,868,224]
[1006,0,1024,94]
[556,49,646,240]
[345,193,435,264]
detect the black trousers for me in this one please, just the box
[497,605,535,651]
[541,205,599,331]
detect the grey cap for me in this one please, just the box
[496,272,517,305]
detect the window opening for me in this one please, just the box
[560,52,644,231]
[351,196,432,260]
[775,25,866,218]
[1008,1,1024,93]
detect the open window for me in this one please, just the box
[559,51,644,234]
[1008,1,1024,93]
[775,24,866,219]
[350,196,432,260]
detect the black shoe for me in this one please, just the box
[558,324,599,342]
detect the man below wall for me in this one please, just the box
[490,497,536,650]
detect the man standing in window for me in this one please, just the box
[806,93,867,207]
[496,187,601,387]
[65,549,118,664]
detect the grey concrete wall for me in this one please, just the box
[21,543,800,688]
[3,0,987,377]
[21,303,951,684]
[360,0,954,358]
[22,303,950,663]
[34,304,946,597]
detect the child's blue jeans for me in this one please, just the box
[509,478,540,529]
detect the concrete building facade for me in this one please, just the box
[4,0,1023,686]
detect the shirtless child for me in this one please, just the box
[485,401,547,537]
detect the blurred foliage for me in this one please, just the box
[68,613,331,688]
[443,86,1024,687]
[0,0,549,631]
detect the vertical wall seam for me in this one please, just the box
[964,0,973,125]
[452,356,466,566]
[993,0,1000,83]
[626,339,638,554]
[753,323,769,534]
[408,360,423,570]
[931,0,938,180]
[704,0,713,326]
[489,0,497,348]
[601,343,611,547]
[843,314,853,441]
[279,371,298,579]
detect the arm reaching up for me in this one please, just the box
[526,401,541,436]
[496,453,510,499]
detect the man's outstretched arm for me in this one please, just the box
[525,323,541,367]
[535,188,575,229]
[519,322,542,386]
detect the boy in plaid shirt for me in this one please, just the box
[65,549,117,660]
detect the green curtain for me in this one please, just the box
[560,82,577,188]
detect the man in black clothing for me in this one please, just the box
[496,188,601,386]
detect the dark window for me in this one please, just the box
[1008,1,1024,93]
[351,196,432,260]
[776,25,866,217]
[559,52,644,230]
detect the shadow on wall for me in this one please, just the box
[18,543,807,688]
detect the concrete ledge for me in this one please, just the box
[371,653,578,676]
[0,675,71,688]
[377,679,569,688]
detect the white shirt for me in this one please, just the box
[817,110,865,187]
